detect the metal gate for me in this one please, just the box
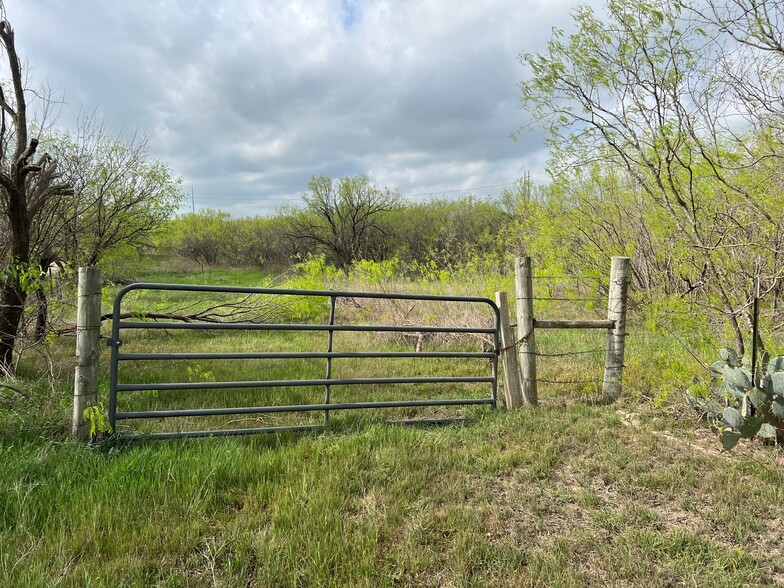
[107,283,500,439]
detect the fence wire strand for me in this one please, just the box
[538,378,602,386]
[531,297,602,302]
[530,275,605,280]
[533,348,606,357]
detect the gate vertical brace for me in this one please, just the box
[324,295,337,424]
[107,284,123,433]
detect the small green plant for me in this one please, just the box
[279,255,341,321]
[83,402,113,440]
[44,331,58,347]
[688,348,783,450]
[187,363,216,383]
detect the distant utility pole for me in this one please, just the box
[191,186,195,213]
[524,171,531,201]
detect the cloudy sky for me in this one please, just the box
[10,0,590,216]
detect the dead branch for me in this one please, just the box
[0,381,30,400]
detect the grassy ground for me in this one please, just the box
[2,403,783,586]
[1,259,782,586]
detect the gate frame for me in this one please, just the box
[107,283,500,440]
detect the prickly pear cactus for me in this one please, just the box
[687,348,783,450]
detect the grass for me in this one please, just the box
[1,258,783,586]
[105,255,274,287]
[2,403,783,586]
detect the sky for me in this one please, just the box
[9,0,591,216]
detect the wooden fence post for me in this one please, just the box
[515,256,538,405]
[72,267,102,440]
[602,257,631,403]
[495,291,523,409]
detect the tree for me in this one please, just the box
[382,196,509,269]
[680,0,784,332]
[0,11,184,371]
[49,119,183,267]
[286,175,401,272]
[0,14,73,375]
[16,122,181,338]
[165,209,231,269]
[519,0,784,355]
[684,0,783,55]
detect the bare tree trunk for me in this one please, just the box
[0,19,72,374]
[0,190,31,374]
[0,282,24,374]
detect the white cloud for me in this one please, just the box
[11,0,595,215]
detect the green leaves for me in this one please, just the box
[761,373,784,398]
[686,390,722,419]
[738,416,763,439]
[0,263,51,297]
[748,387,771,412]
[83,402,112,439]
[771,397,784,420]
[770,373,784,397]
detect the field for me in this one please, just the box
[1,261,783,586]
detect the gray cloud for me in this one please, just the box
[11,0,590,216]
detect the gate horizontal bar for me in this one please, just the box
[116,375,494,392]
[535,319,615,329]
[114,282,499,305]
[117,321,495,334]
[115,398,493,419]
[118,351,496,361]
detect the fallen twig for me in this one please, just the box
[0,381,31,400]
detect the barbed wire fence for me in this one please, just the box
[495,256,631,409]
[3,256,636,435]
[527,274,608,387]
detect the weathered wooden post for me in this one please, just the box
[495,291,523,409]
[72,267,102,440]
[602,257,631,402]
[514,256,538,405]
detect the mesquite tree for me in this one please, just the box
[519,0,784,356]
[286,175,401,273]
[0,16,73,375]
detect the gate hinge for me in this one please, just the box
[105,338,122,348]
